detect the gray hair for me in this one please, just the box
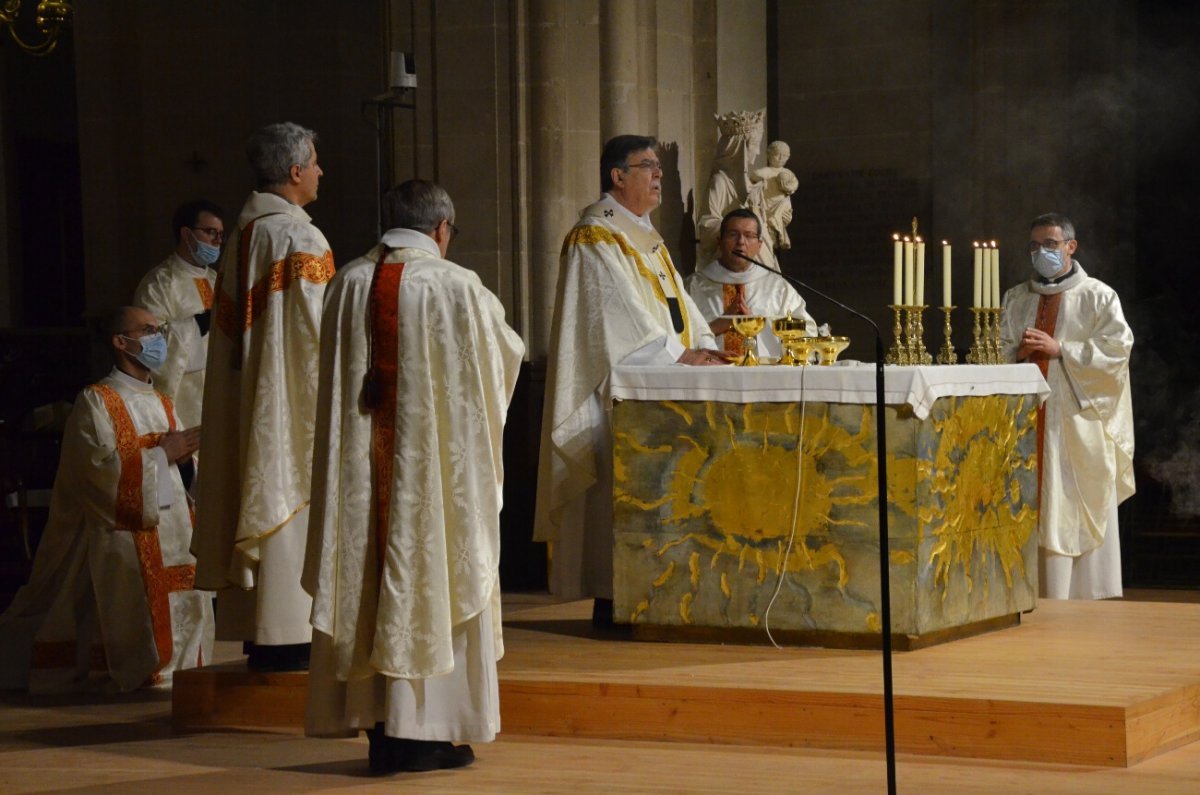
[1030,212,1076,241]
[382,179,455,232]
[246,122,317,189]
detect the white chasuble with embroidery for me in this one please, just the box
[686,258,817,356]
[534,198,714,552]
[133,253,216,427]
[0,370,213,692]
[304,236,523,680]
[194,191,334,597]
[1000,264,1135,557]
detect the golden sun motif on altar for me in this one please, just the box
[921,397,1039,598]
[614,401,879,625]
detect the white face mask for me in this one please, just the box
[121,332,168,370]
[1031,247,1066,280]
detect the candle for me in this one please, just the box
[991,241,1000,308]
[915,237,926,305]
[893,234,902,306]
[981,243,992,309]
[904,237,914,305]
[942,241,951,307]
[973,242,982,308]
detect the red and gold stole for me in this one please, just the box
[722,283,747,357]
[194,278,214,310]
[37,385,198,679]
[1018,293,1063,509]
[363,250,405,583]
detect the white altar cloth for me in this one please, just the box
[607,363,1049,420]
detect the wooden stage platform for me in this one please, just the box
[173,597,1200,769]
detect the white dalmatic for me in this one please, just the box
[304,229,523,742]
[133,252,216,428]
[193,191,334,644]
[0,369,214,692]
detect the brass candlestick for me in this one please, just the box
[988,307,1004,363]
[936,306,957,364]
[885,305,907,364]
[966,308,984,363]
[909,306,933,365]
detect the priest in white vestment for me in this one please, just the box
[304,179,523,774]
[687,207,817,360]
[133,200,223,434]
[193,123,335,670]
[535,135,729,618]
[0,307,212,693]
[1000,213,1135,599]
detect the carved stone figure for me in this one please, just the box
[696,109,770,267]
[748,140,798,254]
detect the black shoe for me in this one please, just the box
[394,739,475,772]
[366,725,391,776]
[246,642,311,672]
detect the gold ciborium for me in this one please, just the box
[771,316,814,366]
[814,336,851,365]
[730,315,766,366]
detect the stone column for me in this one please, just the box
[600,0,639,141]
[526,0,574,358]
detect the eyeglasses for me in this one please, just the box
[121,322,168,337]
[723,231,760,242]
[191,226,224,242]
[1027,238,1071,253]
[448,222,460,240]
[625,159,662,172]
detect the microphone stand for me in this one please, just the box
[735,252,897,795]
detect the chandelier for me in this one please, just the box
[1,0,72,56]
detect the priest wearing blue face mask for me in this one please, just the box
[0,306,211,693]
[133,199,225,434]
[999,213,1135,600]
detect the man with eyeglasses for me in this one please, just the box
[536,134,729,623]
[133,200,224,446]
[687,208,817,359]
[193,122,335,672]
[303,179,523,774]
[999,213,1134,599]
[0,306,213,693]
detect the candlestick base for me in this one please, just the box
[966,307,985,364]
[935,306,958,365]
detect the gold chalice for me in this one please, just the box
[814,336,851,365]
[730,315,766,366]
[771,316,813,366]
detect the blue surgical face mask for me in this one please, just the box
[123,332,168,370]
[189,237,221,267]
[1031,247,1065,280]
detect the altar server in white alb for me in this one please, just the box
[304,180,523,774]
[687,207,817,360]
[535,134,728,615]
[193,122,335,671]
[133,200,224,434]
[0,307,213,693]
[1000,213,1134,599]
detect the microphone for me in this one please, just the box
[734,250,898,795]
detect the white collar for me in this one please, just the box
[697,258,769,285]
[601,193,654,232]
[108,366,155,392]
[380,228,442,258]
